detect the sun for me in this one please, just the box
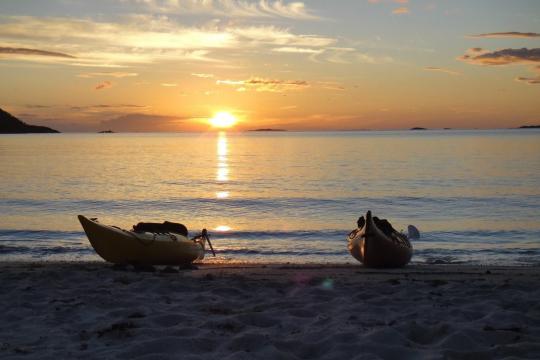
[209,112,237,128]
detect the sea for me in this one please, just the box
[1,130,539,265]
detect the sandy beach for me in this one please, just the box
[1,262,539,359]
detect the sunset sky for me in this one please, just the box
[0,0,539,131]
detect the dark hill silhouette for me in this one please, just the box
[0,108,59,133]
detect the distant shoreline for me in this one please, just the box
[0,107,59,134]
[2,128,540,135]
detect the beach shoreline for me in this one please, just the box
[2,261,540,359]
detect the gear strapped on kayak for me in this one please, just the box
[78,215,215,265]
[133,221,188,237]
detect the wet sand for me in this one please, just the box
[1,262,539,359]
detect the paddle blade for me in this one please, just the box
[407,225,420,239]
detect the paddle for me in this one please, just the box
[202,229,216,257]
[407,225,420,239]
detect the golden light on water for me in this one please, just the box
[209,112,237,129]
[214,132,231,231]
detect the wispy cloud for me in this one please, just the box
[216,79,245,86]
[161,83,178,87]
[0,46,75,58]
[24,104,53,109]
[515,66,540,85]
[368,0,409,3]
[316,81,346,91]
[0,16,338,66]
[95,81,112,90]
[355,52,393,64]
[467,32,540,39]
[191,73,214,78]
[516,76,540,84]
[273,47,323,54]
[78,72,138,78]
[70,104,148,111]
[319,47,356,64]
[229,26,335,47]
[129,0,319,20]
[424,66,460,75]
[217,76,309,92]
[302,47,391,64]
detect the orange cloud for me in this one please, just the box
[393,7,410,14]
[459,48,540,84]
[95,81,112,90]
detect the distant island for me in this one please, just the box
[410,127,427,130]
[249,128,287,132]
[98,130,115,133]
[518,125,540,129]
[0,107,59,133]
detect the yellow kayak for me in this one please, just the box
[78,215,207,265]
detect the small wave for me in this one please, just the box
[210,229,348,240]
[2,195,539,214]
[0,229,85,239]
[0,243,92,255]
[0,244,29,254]
[422,256,463,265]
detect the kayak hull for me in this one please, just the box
[348,211,412,268]
[78,215,205,265]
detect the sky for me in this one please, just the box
[0,0,539,131]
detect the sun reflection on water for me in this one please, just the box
[216,191,230,199]
[216,132,229,182]
[215,225,231,232]
[215,132,231,232]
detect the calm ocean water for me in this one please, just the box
[1,130,539,265]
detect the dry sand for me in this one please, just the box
[1,262,539,359]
